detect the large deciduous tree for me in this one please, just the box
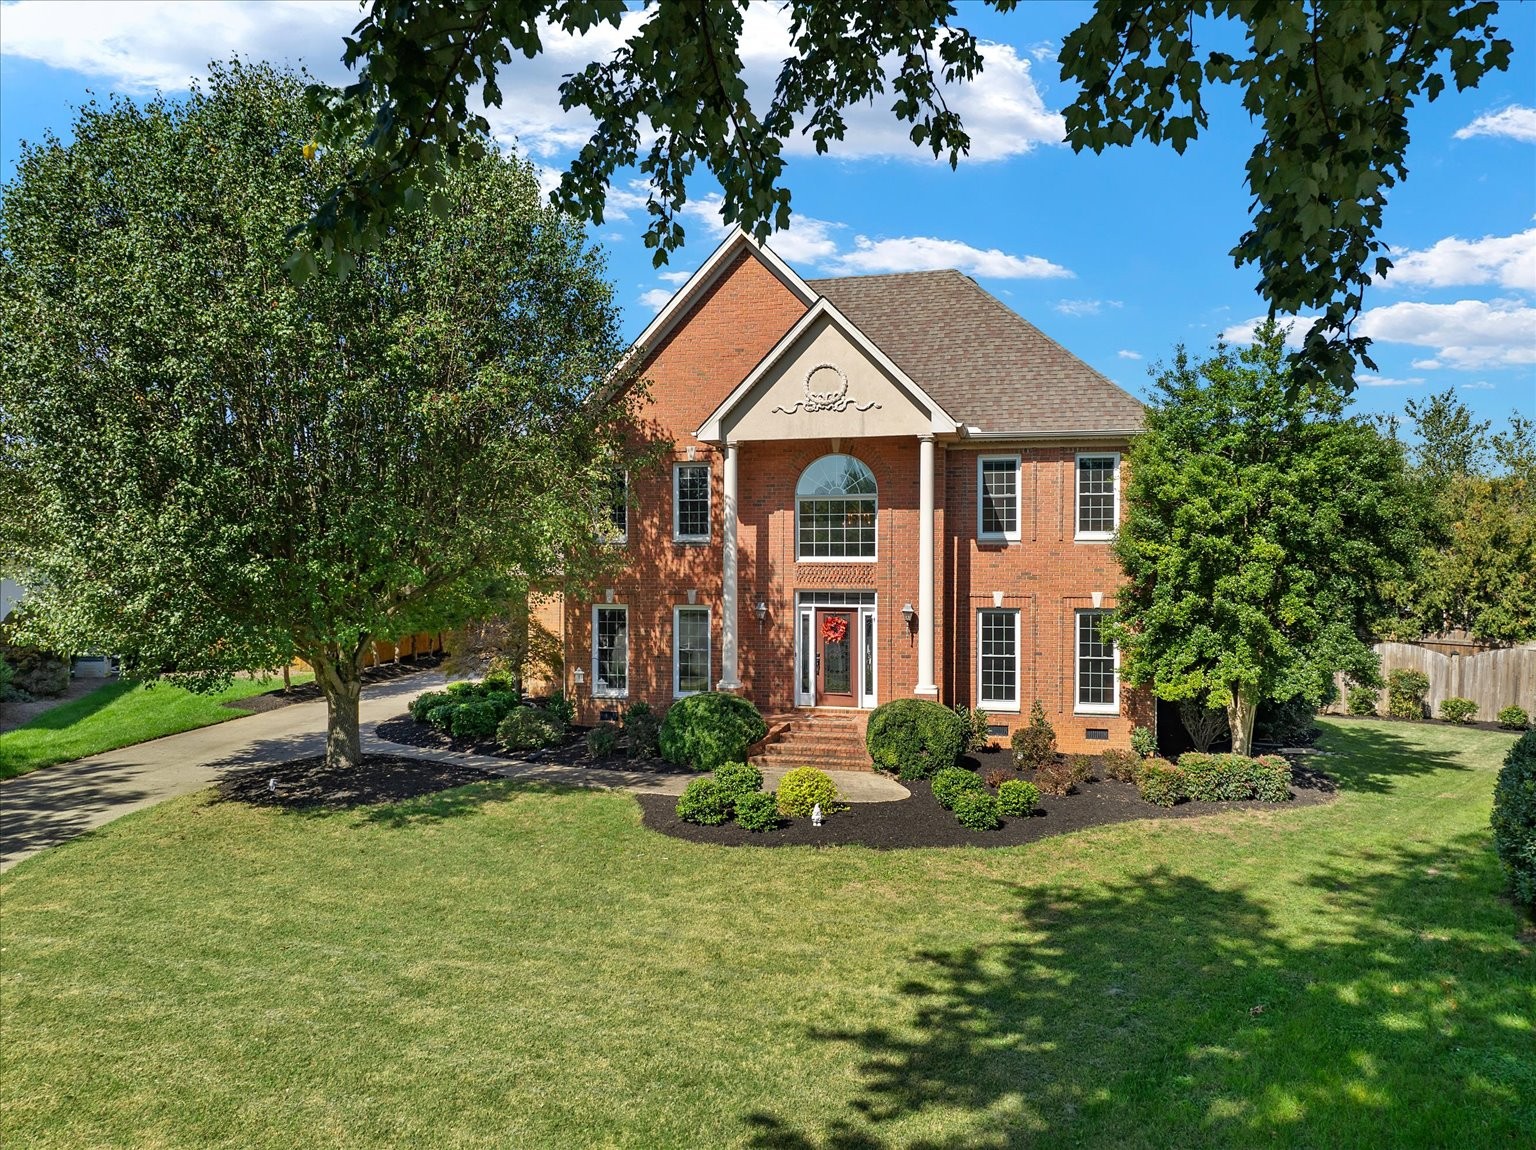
[0,61,635,769]
[296,0,1511,391]
[1111,322,1423,755]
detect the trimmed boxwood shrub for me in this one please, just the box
[497,707,565,752]
[445,680,480,698]
[1491,730,1536,909]
[1439,697,1478,725]
[776,766,840,817]
[623,701,663,759]
[409,691,451,723]
[931,766,985,810]
[952,790,1001,830]
[1387,668,1430,720]
[425,701,461,731]
[997,779,1040,816]
[713,761,763,805]
[450,701,500,741]
[734,791,782,833]
[865,698,968,779]
[675,778,732,825]
[1100,748,1141,782]
[586,722,620,758]
[1136,759,1187,807]
[1347,685,1380,716]
[1498,705,1531,731]
[482,691,519,721]
[659,692,768,772]
[1010,700,1056,770]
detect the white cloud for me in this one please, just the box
[1218,315,1313,348]
[1461,380,1496,390]
[1383,227,1536,292]
[637,288,672,312]
[1455,105,1536,143]
[1054,298,1121,317]
[1355,374,1426,388]
[656,270,693,285]
[1117,349,1142,360]
[1224,301,1536,370]
[825,235,1071,279]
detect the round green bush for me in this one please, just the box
[865,698,967,778]
[483,691,519,721]
[496,707,566,752]
[675,778,732,826]
[409,690,451,723]
[734,791,782,833]
[425,701,461,731]
[952,790,1001,830]
[712,761,763,805]
[1347,685,1379,716]
[931,766,985,810]
[1498,705,1531,731]
[1491,730,1536,910]
[1387,668,1430,720]
[450,700,500,741]
[1136,759,1187,807]
[659,692,768,772]
[1439,697,1478,725]
[445,680,481,698]
[776,766,840,817]
[997,779,1040,817]
[623,701,663,759]
[586,722,620,758]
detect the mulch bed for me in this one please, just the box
[214,753,493,810]
[637,752,1338,850]
[222,655,446,714]
[374,715,692,776]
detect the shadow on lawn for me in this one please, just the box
[1313,719,1476,794]
[743,834,1533,1149]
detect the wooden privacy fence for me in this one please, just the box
[1328,641,1536,717]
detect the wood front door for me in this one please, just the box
[814,608,857,707]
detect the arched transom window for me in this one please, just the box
[796,454,877,559]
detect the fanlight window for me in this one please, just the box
[796,454,877,559]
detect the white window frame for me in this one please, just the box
[977,454,1022,542]
[591,604,629,698]
[672,605,711,698]
[1074,608,1120,715]
[672,462,711,543]
[976,608,1021,713]
[1074,452,1119,541]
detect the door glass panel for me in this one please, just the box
[863,612,875,701]
[800,612,812,697]
[822,614,852,694]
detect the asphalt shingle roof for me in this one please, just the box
[808,269,1145,437]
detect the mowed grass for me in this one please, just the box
[1,719,1530,1149]
[0,674,313,778]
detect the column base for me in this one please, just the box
[914,684,938,696]
[716,678,744,692]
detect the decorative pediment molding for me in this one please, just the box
[771,364,883,416]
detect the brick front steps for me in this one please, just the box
[750,710,873,772]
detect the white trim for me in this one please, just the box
[672,461,711,543]
[672,605,711,698]
[695,296,960,442]
[1073,608,1120,715]
[977,454,1022,542]
[591,603,629,698]
[1074,451,1120,542]
[976,608,1021,713]
[794,453,879,562]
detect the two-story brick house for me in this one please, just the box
[558,230,1152,761]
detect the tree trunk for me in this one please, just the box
[1227,685,1260,757]
[311,643,366,770]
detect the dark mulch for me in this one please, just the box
[638,756,1337,850]
[215,753,492,810]
[222,655,446,714]
[374,714,692,775]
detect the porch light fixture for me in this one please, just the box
[754,600,768,623]
[573,669,586,686]
[901,602,916,629]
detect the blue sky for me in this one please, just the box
[3,0,1532,433]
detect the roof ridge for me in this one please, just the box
[806,268,967,285]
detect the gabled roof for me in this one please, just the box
[809,270,1145,438]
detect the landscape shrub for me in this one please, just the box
[1497,705,1531,730]
[2,645,70,698]
[931,766,986,811]
[623,701,663,759]
[952,790,1002,830]
[1129,725,1157,758]
[481,671,512,694]
[1100,747,1142,782]
[951,704,993,752]
[586,722,620,758]
[984,767,1013,788]
[496,707,565,752]
[1347,685,1380,716]
[997,779,1040,817]
[1491,730,1536,909]
[482,691,519,722]
[409,690,451,723]
[659,692,767,772]
[1036,755,1091,797]
[1179,752,1255,802]
[1255,697,1319,746]
[450,701,500,742]
[445,680,480,698]
[1136,759,1187,807]
[776,766,840,817]
[1387,668,1430,720]
[0,655,16,701]
[1439,697,1478,725]
[712,761,763,806]
[1250,754,1293,802]
[425,701,461,731]
[543,689,574,729]
[1178,702,1229,752]
[1010,700,1056,769]
[675,778,732,826]
[865,698,967,778]
[733,791,782,833]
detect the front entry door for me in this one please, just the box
[815,608,857,707]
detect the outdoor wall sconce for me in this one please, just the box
[573,669,585,686]
[901,602,916,629]
[754,600,768,623]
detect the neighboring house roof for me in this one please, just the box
[809,270,1145,438]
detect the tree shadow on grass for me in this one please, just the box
[744,834,1533,1149]
[1314,718,1478,794]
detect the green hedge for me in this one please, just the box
[1491,730,1536,910]
[865,698,967,779]
[659,693,767,772]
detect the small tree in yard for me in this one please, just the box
[1112,322,1422,756]
[0,62,635,770]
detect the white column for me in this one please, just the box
[916,434,938,695]
[718,440,743,690]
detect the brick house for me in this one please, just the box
[557,230,1152,763]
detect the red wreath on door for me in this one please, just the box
[820,614,849,644]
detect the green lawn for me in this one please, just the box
[0,674,313,779]
[1,718,1530,1148]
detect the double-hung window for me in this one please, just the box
[673,463,710,542]
[1075,609,1118,713]
[593,605,628,697]
[978,455,1021,541]
[977,609,1020,711]
[604,472,629,544]
[1075,453,1118,540]
[673,606,710,696]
